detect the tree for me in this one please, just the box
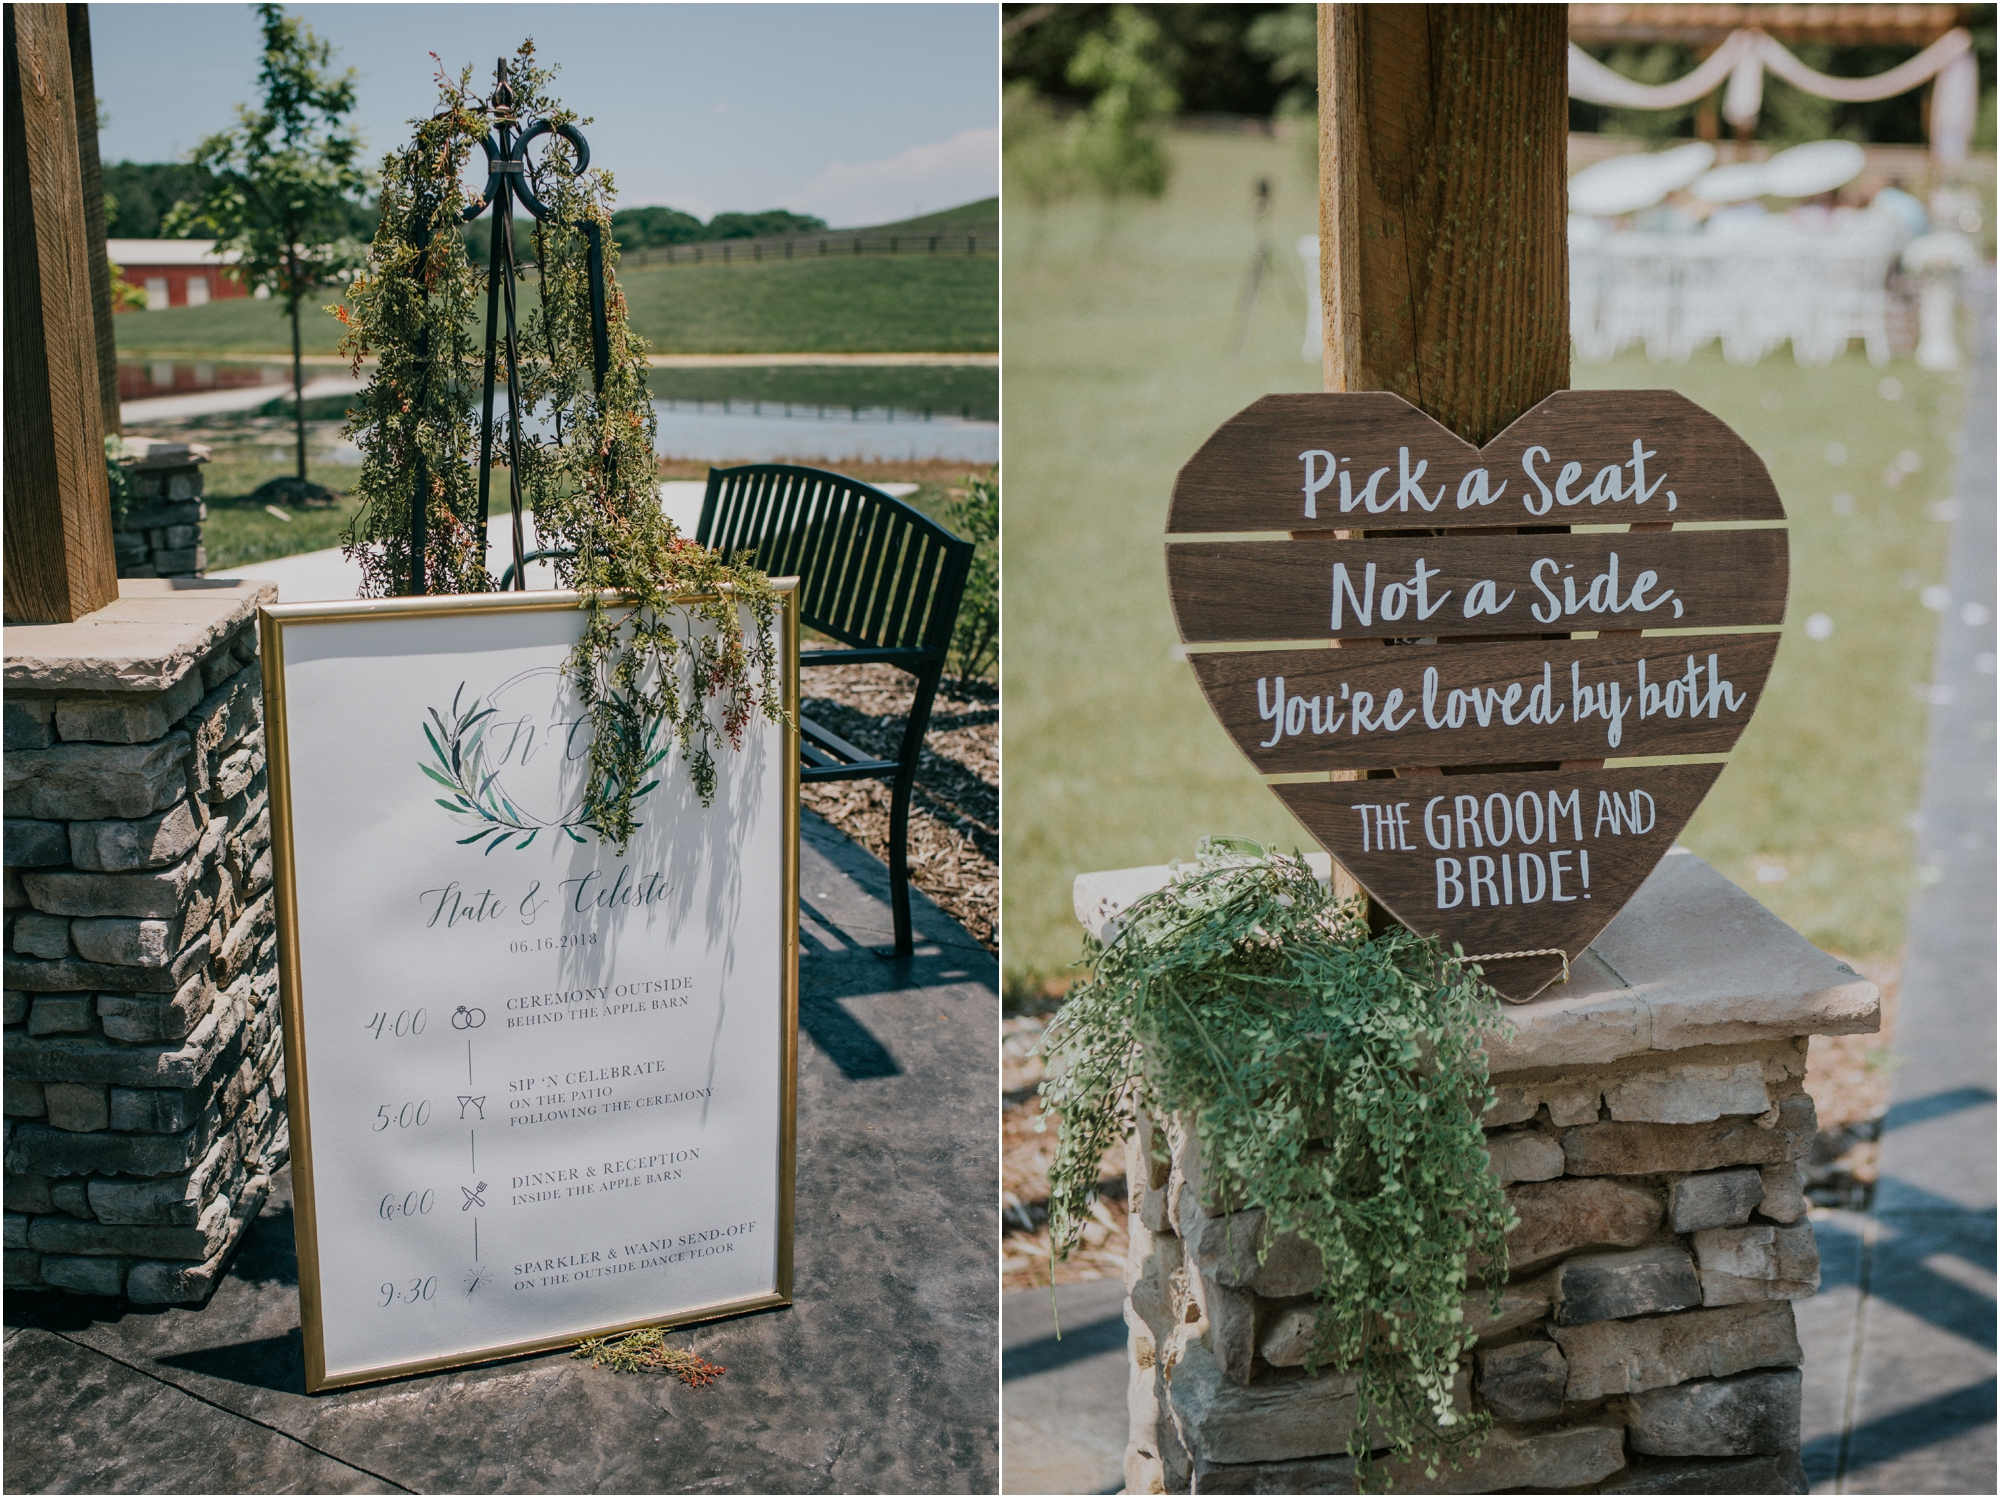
[1065,6,1178,202]
[166,5,368,489]
[608,205,705,248]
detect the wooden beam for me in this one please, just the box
[4,2,117,624]
[1312,5,1570,912]
[68,3,119,440]
[1568,4,1965,48]
[1317,3,1570,446]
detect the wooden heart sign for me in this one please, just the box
[1166,390,1788,1002]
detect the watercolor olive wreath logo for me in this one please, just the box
[421,677,669,854]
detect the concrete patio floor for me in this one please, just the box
[4,811,999,1495]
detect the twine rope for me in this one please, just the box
[1454,946,1571,1001]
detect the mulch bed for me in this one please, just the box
[1003,1011,1132,1293]
[796,656,996,953]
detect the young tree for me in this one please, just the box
[167,5,368,491]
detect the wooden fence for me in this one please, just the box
[621,226,997,268]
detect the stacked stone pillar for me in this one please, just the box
[112,440,209,581]
[4,579,283,1302]
[1078,851,1880,1495]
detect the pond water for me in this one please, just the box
[118,360,998,465]
[649,396,995,464]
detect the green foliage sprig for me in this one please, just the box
[104,437,135,530]
[572,1328,725,1386]
[336,58,488,597]
[496,47,783,837]
[944,472,998,682]
[421,683,668,853]
[339,43,786,841]
[1040,842,1516,1491]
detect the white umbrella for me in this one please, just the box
[1763,139,1867,198]
[1569,141,1717,217]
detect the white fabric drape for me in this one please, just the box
[1568,33,1753,111]
[1568,27,1977,158]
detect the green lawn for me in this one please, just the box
[618,255,995,354]
[117,253,997,358]
[196,449,364,571]
[116,298,352,358]
[1000,128,1967,999]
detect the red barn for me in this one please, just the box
[107,239,252,311]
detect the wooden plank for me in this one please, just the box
[1308,7,1569,909]
[1168,529,1789,642]
[1277,763,1723,1002]
[66,4,116,440]
[1189,632,1779,773]
[1316,5,1569,445]
[3,2,115,624]
[1169,389,1788,533]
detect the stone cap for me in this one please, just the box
[1072,849,1879,1074]
[4,579,275,695]
[116,438,212,470]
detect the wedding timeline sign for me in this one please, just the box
[1165,390,1788,1002]
[260,588,798,1391]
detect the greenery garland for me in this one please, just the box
[337,45,784,839]
[1040,840,1517,1491]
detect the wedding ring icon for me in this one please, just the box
[451,1005,486,1030]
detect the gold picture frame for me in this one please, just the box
[258,583,800,1393]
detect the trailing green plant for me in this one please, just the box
[1039,840,1516,1491]
[338,44,785,839]
[944,471,998,683]
[335,64,487,597]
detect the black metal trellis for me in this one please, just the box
[407,58,612,596]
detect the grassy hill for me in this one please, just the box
[618,255,994,354]
[855,197,996,234]
[115,237,996,357]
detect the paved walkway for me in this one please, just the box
[1794,272,1997,1495]
[122,375,366,424]
[1002,1278,1128,1496]
[4,812,999,1494]
[209,484,918,604]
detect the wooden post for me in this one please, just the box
[1317,3,1569,445]
[4,2,117,624]
[1312,4,1569,907]
[68,3,120,440]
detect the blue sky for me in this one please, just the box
[91,3,999,227]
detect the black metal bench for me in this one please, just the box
[699,464,974,956]
[501,468,977,954]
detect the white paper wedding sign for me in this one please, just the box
[259,588,798,1391]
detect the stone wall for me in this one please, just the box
[113,440,209,581]
[4,580,282,1303]
[1080,852,1879,1496]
